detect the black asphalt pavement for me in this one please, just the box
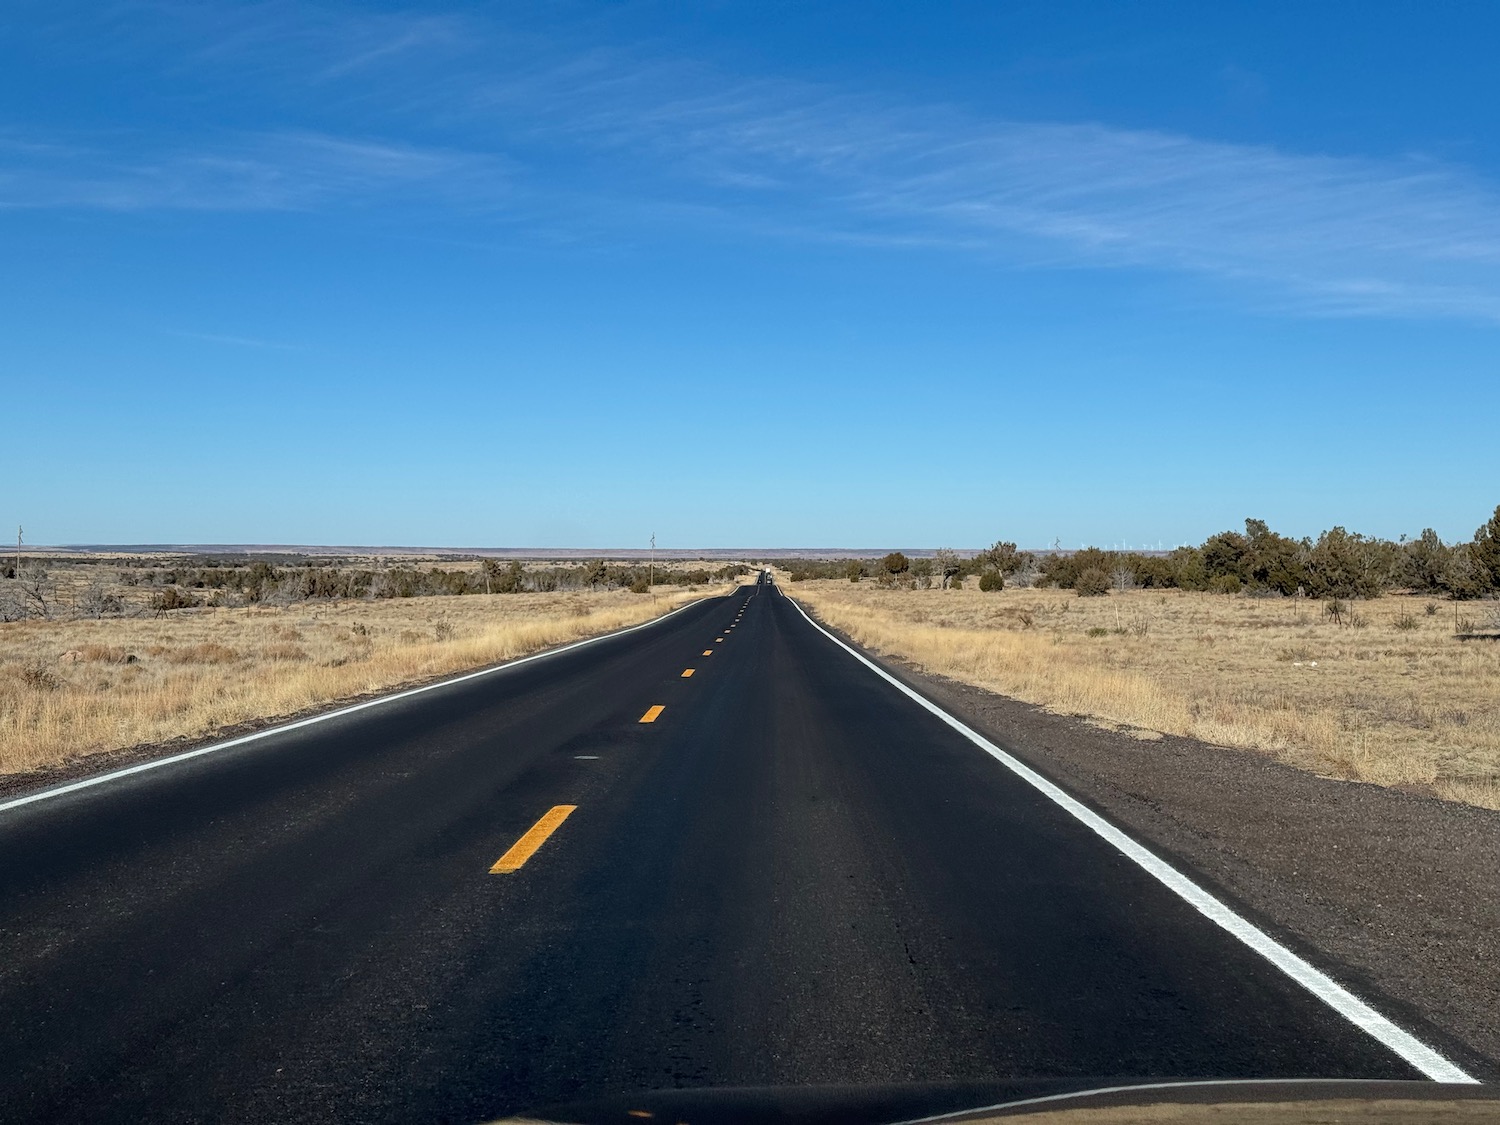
[0,575,1426,1123]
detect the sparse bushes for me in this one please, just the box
[150,587,200,613]
[79,583,124,618]
[978,571,1004,592]
[104,556,735,607]
[977,541,1032,584]
[6,566,56,619]
[934,548,962,589]
[1021,506,1500,602]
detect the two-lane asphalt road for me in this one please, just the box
[0,575,1469,1121]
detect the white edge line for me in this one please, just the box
[0,593,725,816]
[784,594,1476,1085]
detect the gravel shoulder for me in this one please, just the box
[810,615,1500,1080]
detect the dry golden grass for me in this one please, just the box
[786,578,1500,810]
[0,586,727,777]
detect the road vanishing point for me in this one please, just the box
[0,573,1478,1122]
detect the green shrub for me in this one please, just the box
[1208,574,1242,595]
[1472,504,1500,593]
[629,578,650,594]
[978,571,1004,592]
[1169,546,1207,591]
[1075,568,1110,597]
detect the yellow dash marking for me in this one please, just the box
[489,805,576,874]
[715,638,723,643]
[627,1112,653,1120]
[681,668,695,677]
[640,704,666,723]
[702,649,713,656]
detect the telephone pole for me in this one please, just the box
[649,533,656,590]
[15,526,21,574]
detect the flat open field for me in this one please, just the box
[786,578,1500,810]
[0,585,728,778]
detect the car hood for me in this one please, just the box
[494,1078,1498,1125]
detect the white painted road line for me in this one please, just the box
[0,596,716,816]
[786,596,1476,1085]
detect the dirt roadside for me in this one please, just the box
[818,616,1500,1079]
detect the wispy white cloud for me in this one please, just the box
[167,329,304,350]
[0,129,509,211]
[486,56,1500,317]
[8,3,1500,320]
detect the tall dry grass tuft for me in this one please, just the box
[786,578,1500,811]
[0,586,727,776]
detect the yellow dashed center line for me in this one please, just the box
[702,649,713,656]
[639,704,666,723]
[489,805,577,874]
[682,668,695,678]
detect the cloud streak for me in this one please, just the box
[508,57,1500,318]
[0,130,508,211]
[7,4,1500,320]
[167,329,305,350]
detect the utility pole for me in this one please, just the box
[649,533,656,590]
[15,525,21,575]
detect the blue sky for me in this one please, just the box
[4,1,1498,549]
